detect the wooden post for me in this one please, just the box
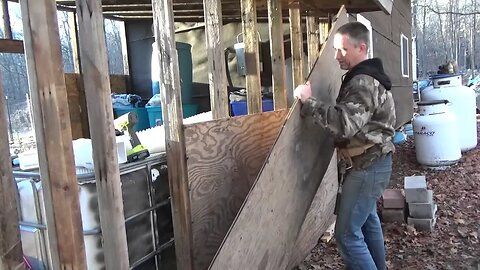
[268,0,287,110]
[76,0,130,269]
[0,76,23,270]
[19,0,86,268]
[119,21,130,76]
[319,17,330,45]
[152,0,194,269]
[0,0,12,39]
[289,5,304,87]
[241,0,262,114]
[306,16,320,70]
[68,12,81,73]
[203,0,229,119]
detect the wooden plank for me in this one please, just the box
[19,0,86,268]
[268,0,287,110]
[209,7,347,269]
[287,151,338,267]
[290,6,304,87]
[0,39,23,53]
[185,110,287,270]
[306,16,319,70]
[152,0,194,269]
[0,76,23,270]
[319,17,330,44]
[110,74,129,93]
[76,0,130,269]
[68,12,81,73]
[203,0,229,119]
[241,0,262,114]
[118,21,130,75]
[64,73,85,139]
[0,0,12,39]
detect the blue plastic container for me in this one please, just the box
[231,99,274,116]
[146,104,199,127]
[151,42,193,103]
[114,107,150,131]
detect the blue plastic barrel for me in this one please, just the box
[230,99,274,116]
[146,104,198,127]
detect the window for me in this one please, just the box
[401,34,409,77]
[356,14,373,59]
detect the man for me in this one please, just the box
[294,22,396,270]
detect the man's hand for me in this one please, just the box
[293,81,312,103]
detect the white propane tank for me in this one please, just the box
[421,74,477,152]
[413,100,461,169]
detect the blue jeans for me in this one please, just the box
[334,153,392,270]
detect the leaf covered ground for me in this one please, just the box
[298,122,480,270]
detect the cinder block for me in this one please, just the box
[409,191,436,218]
[408,216,437,231]
[382,189,405,209]
[404,176,429,203]
[382,208,405,223]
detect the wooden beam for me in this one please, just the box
[203,0,229,119]
[76,0,130,269]
[306,16,320,70]
[68,12,81,73]
[0,0,12,39]
[373,0,394,14]
[319,17,330,44]
[0,77,23,270]
[268,0,287,110]
[19,0,86,268]
[289,5,304,87]
[241,0,262,114]
[152,0,194,269]
[0,39,23,53]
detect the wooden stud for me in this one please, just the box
[203,0,229,119]
[0,75,23,270]
[319,17,330,45]
[306,16,320,70]
[0,39,23,54]
[289,5,304,87]
[76,0,130,269]
[268,0,287,110]
[68,12,81,73]
[152,0,194,269]
[0,0,12,39]
[241,0,262,114]
[19,0,86,268]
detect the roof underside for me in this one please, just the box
[55,0,388,22]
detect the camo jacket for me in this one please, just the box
[301,74,396,169]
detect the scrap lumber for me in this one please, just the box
[209,7,347,269]
[184,110,288,270]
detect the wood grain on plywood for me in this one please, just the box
[185,109,287,270]
[209,7,347,269]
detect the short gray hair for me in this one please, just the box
[336,22,370,50]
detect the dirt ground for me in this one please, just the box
[298,122,480,270]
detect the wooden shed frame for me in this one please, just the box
[0,0,395,269]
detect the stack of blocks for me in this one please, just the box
[381,189,406,223]
[404,176,437,231]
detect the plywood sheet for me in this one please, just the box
[209,7,348,270]
[184,110,288,270]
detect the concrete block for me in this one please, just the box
[409,191,436,218]
[408,216,437,231]
[382,208,405,223]
[404,176,429,203]
[382,189,405,209]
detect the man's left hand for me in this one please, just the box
[293,81,312,103]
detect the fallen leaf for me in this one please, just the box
[458,227,469,237]
[455,218,466,225]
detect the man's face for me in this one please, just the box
[333,33,366,71]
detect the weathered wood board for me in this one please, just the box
[209,7,348,269]
[184,109,288,270]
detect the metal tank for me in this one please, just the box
[413,100,462,169]
[421,74,477,152]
